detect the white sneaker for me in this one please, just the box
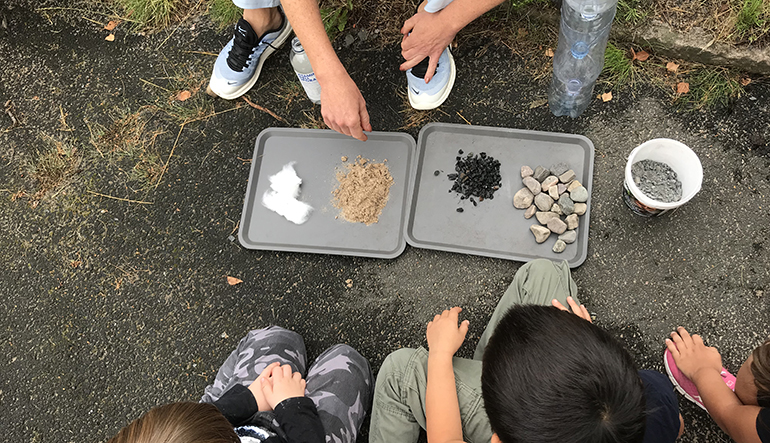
[207,12,293,99]
[406,47,456,110]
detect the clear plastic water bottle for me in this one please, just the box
[289,37,322,104]
[548,0,617,118]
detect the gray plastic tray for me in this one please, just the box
[406,123,594,267]
[239,128,416,259]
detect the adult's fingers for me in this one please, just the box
[347,121,367,141]
[400,55,425,72]
[359,103,372,133]
[424,56,439,83]
[551,299,568,311]
[580,304,592,323]
[566,296,581,314]
[665,338,680,357]
[401,15,416,35]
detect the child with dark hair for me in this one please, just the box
[109,326,372,443]
[665,328,770,443]
[370,259,684,443]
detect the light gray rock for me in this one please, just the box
[513,188,534,209]
[548,185,559,200]
[557,183,568,195]
[534,193,554,211]
[559,169,577,183]
[521,165,534,178]
[532,165,550,182]
[550,162,569,176]
[541,175,559,192]
[558,194,574,215]
[552,239,567,253]
[547,218,567,234]
[522,176,541,195]
[530,225,551,243]
[574,203,587,216]
[567,180,582,192]
[570,186,588,202]
[559,230,577,244]
[551,203,562,215]
[566,214,579,230]
[536,211,560,225]
[524,205,537,219]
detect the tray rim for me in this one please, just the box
[405,122,595,268]
[238,128,417,259]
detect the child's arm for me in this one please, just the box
[262,364,325,443]
[425,307,469,443]
[667,327,762,443]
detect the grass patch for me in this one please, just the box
[29,136,83,197]
[616,0,649,24]
[675,67,744,109]
[153,68,214,123]
[208,0,242,28]
[114,0,187,30]
[299,109,328,129]
[273,80,306,109]
[320,0,353,41]
[600,43,634,87]
[734,0,769,42]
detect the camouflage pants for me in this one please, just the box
[201,326,373,443]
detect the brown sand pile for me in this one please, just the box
[333,156,394,225]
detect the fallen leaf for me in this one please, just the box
[227,276,243,285]
[544,48,554,57]
[104,20,120,31]
[677,82,690,94]
[105,33,115,42]
[631,48,650,62]
[740,77,752,86]
[177,90,192,101]
[666,62,679,73]
[601,92,613,102]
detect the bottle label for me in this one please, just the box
[296,71,322,102]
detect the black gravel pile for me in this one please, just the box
[447,150,502,207]
[631,159,683,203]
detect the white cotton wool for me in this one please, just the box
[261,162,313,225]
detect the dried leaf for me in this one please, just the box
[226,276,243,285]
[177,90,192,101]
[601,92,613,102]
[740,77,752,86]
[630,48,649,62]
[104,20,120,31]
[677,82,690,94]
[517,28,529,39]
[544,48,554,58]
[105,33,115,42]
[666,62,679,73]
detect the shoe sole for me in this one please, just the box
[663,351,708,412]
[408,49,456,110]
[209,20,294,100]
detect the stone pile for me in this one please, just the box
[512,162,588,253]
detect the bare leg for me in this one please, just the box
[243,7,283,36]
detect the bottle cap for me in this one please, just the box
[291,37,304,53]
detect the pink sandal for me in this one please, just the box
[663,348,736,411]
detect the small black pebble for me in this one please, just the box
[456,208,464,213]
[458,149,464,154]
[434,170,440,176]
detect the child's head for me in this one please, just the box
[108,402,238,443]
[735,338,770,408]
[482,305,646,443]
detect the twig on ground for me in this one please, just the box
[456,111,472,125]
[81,16,103,26]
[242,96,288,124]
[140,78,170,91]
[87,190,153,204]
[153,125,184,191]
[183,50,219,57]
[35,7,138,22]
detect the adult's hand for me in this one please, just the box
[320,74,371,141]
[426,307,469,358]
[260,364,307,409]
[400,9,457,82]
[666,326,723,382]
[552,296,592,323]
[248,362,280,412]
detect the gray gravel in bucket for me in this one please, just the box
[631,159,683,203]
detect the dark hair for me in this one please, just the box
[752,338,770,408]
[108,402,239,443]
[482,305,646,443]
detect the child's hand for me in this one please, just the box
[248,362,280,412]
[260,364,306,409]
[552,297,592,323]
[426,307,469,358]
[666,326,723,382]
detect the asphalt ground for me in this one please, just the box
[0,1,769,442]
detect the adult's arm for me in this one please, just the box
[401,0,506,81]
[280,0,372,141]
[692,369,762,443]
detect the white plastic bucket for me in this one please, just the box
[622,138,703,217]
